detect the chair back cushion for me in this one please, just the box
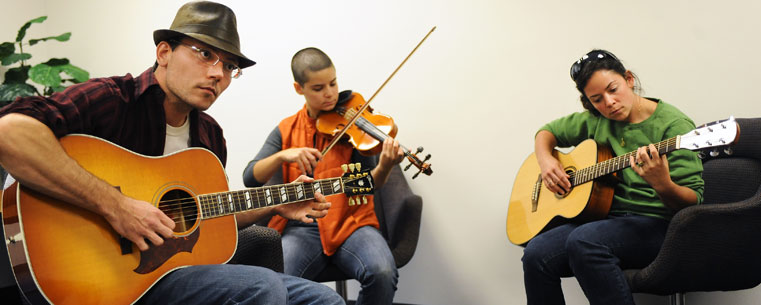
[702,157,761,204]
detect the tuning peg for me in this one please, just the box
[423,154,431,162]
[412,171,421,179]
[349,198,355,206]
[416,146,424,154]
[710,149,719,157]
[355,162,361,172]
[341,164,348,173]
[404,162,413,171]
[697,151,706,159]
[724,147,734,155]
[362,196,368,204]
[348,163,355,172]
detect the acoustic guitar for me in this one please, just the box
[1,134,374,305]
[506,117,738,246]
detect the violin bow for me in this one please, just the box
[320,26,437,156]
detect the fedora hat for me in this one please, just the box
[153,1,255,68]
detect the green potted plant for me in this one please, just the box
[0,16,90,186]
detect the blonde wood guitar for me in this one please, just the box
[2,134,374,305]
[506,117,739,246]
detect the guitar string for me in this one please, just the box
[154,179,367,221]
[563,138,676,186]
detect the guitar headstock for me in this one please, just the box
[679,116,739,158]
[341,163,374,206]
[403,146,433,179]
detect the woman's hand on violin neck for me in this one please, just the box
[279,147,322,175]
[378,138,405,170]
[371,138,405,188]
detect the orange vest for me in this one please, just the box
[267,105,380,256]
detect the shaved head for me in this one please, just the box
[291,47,333,86]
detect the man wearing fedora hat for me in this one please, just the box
[0,1,343,304]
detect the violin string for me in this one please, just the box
[344,108,417,156]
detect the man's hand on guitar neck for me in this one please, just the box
[272,175,331,223]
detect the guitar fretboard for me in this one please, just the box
[570,136,680,186]
[197,178,345,218]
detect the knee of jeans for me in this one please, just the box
[364,261,399,287]
[521,244,544,270]
[564,230,601,262]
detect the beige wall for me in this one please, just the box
[5,1,761,304]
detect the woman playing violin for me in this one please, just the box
[521,49,704,305]
[242,47,404,305]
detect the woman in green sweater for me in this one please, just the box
[521,49,704,305]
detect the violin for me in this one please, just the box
[316,91,433,179]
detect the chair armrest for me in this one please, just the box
[627,190,761,294]
[228,225,284,273]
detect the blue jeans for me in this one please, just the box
[521,214,669,305]
[282,223,398,305]
[137,264,344,305]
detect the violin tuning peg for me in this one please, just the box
[348,163,355,172]
[348,198,355,206]
[412,171,421,179]
[416,146,424,154]
[423,154,431,162]
[355,162,361,172]
[710,149,720,157]
[404,162,413,171]
[341,164,348,173]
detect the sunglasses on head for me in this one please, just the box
[569,50,619,81]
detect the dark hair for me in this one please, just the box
[152,40,182,71]
[291,47,333,86]
[570,49,639,116]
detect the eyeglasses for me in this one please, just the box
[569,50,618,81]
[174,41,242,79]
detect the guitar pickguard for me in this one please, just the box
[133,229,200,274]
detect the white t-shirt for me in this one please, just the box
[163,117,191,155]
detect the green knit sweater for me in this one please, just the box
[539,99,704,219]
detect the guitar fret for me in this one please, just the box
[279,185,288,203]
[192,173,370,221]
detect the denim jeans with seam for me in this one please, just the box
[282,222,397,305]
[522,214,669,305]
[137,263,345,305]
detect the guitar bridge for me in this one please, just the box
[531,174,541,212]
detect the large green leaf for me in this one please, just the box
[0,42,15,59]
[16,16,47,42]
[28,63,61,87]
[1,53,31,66]
[0,83,37,103]
[59,64,89,83]
[3,66,30,84]
[42,58,69,66]
[29,33,71,46]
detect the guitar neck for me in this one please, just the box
[571,136,680,186]
[197,177,345,219]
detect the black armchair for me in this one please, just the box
[235,161,424,301]
[230,225,285,273]
[625,117,761,304]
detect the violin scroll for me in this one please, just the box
[403,146,433,179]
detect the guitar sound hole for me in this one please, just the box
[158,189,199,233]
